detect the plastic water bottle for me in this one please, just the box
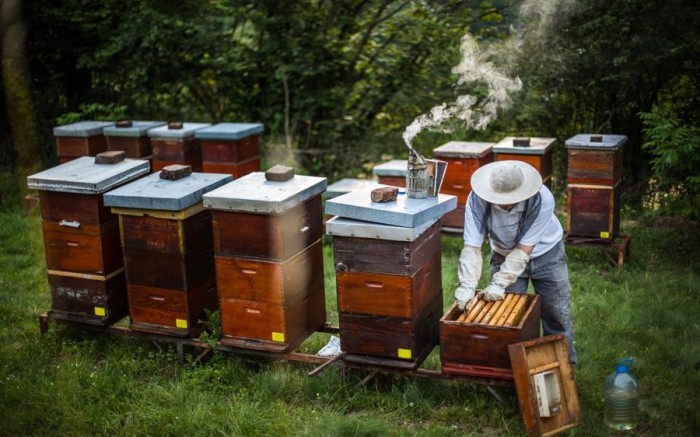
[604,357,639,431]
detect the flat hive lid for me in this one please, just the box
[194,122,264,140]
[325,178,381,199]
[27,156,149,194]
[147,123,211,139]
[103,121,167,138]
[203,172,327,214]
[325,188,456,228]
[53,121,114,138]
[325,216,438,242]
[432,141,494,158]
[372,159,407,177]
[103,171,232,211]
[493,136,556,155]
[565,134,628,151]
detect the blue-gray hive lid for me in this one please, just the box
[103,121,167,138]
[194,122,264,140]
[564,134,628,151]
[146,123,211,139]
[325,178,381,199]
[325,188,456,228]
[372,159,408,177]
[27,156,149,194]
[493,136,556,155]
[432,141,494,158]
[203,172,327,214]
[325,216,438,242]
[53,121,114,138]
[103,171,232,211]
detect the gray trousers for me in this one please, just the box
[490,240,578,365]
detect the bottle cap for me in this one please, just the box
[615,357,633,373]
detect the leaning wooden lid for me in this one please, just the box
[26,154,149,194]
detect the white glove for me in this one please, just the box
[455,245,482,310]
[480,248,530,301]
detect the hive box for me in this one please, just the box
[195,122,264,178]
[566,183,621,240]
[148,122,210,172]
[27,153,149,325]
[104,167,231,337]
[103,120,166,159]
[564,134,627,185]
[432,141,494,229]
[493,136,555,186]
[53,121,114,163]
[372,159,407,187]
[440,294,541,380]
[203,170,328,352]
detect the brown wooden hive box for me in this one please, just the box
[567,147,623,185]
[217,239,326,352]
[196,123,264,178]
[211,196,323,262]
[42,219,122,275]
[202,156,260,179]
[566,183,621,240]
[440,293,541,380]
[106,136,151,159]
[53,121,114,162]
[48,270,127,325]
[495,152,552,185]
[150,138,203,172]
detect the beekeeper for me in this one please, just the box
[455,160,577,364]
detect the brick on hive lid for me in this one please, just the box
[167,121,184,130]
[370,186,398,203]
[115,120,133,128]
[94,150,126,164]
[513,137,531,147]
[265,164,294,182]
[160,164,192,180]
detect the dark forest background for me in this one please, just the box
[1,0,698,217]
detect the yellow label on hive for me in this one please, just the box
[94,307,106,317]
[397,348,412,359]
[176,319,188,329]
[272,332,285,342]
[600,231,610,239]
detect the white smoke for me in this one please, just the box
[402,0,578,148]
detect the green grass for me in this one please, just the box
[1,169,699,436]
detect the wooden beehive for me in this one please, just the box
[565,134,627,185]
[104,166,232,337]
[493,137,555,186]
[372,159,407,187]
[53,121,113,163]
[27,153,149,325]
[203,169,328,352]
[324,189,457,367]
[432,141,494,229]
[566,183,621,240]
[195,122,264,178]
[440,293,541,379]
[147,122,210,172]
[103,120,166,160]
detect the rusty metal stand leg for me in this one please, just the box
[176,341,185,364]
[39,313,49,335]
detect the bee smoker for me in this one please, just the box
[406,148,446,199]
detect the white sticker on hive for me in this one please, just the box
[397,348,412,359]
[600,231,610,239]
[94,307,106,317]
[272,332,285,342]
[176,319,188,329]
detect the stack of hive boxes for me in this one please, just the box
[564,134,627,240]
[103,120,166,164]
[147,122,211,172]
[53,121,114,163]
[203,167,327,352]
[325,187,456,368]
[27,152,149,324]
[195,122,264,178]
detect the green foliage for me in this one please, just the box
[55,103,128,126]
[640,107,700,218]
[198,309,221,348]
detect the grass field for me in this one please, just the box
[1,170,699,436]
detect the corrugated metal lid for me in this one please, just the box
[432,141,494,158]
[493,136,556,155]
[194,122,264,140]
[103,121,167,138]
[325,187,457,228]
[27,156,149,194]
[565,134,628,150]
[103,171,232,211]
[372,160,407,177]
[203,172,327,214]
[53,121,114,138]
[146,122,211,139]
[325,216,438,241]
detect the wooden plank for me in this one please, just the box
[504,295,529,327]
[494,294,519,326]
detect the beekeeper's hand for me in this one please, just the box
[455,245,482,310]
[480,247,530,301]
